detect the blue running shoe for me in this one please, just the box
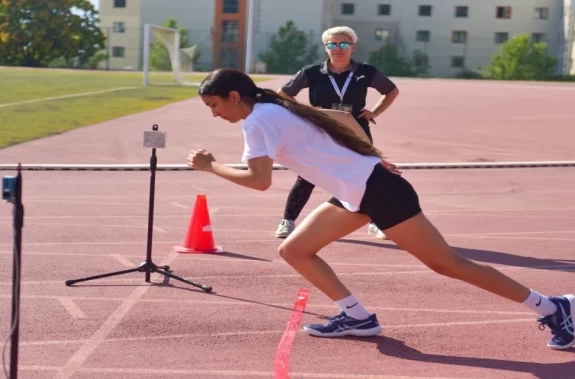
[537,295,575,350]
[303,312,382,337]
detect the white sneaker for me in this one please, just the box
[367,223,388,240]
[275,219,295,238]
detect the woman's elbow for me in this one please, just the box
[255,177,272,191]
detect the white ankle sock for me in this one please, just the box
[522,290,557,317]
[334,294,371,320]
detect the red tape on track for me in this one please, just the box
[274,288,309,379]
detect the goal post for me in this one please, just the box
[142,23,182,86]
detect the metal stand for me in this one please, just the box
[3,163,23,379]
[64,125,212,292]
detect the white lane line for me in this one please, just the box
[57,298,87,319]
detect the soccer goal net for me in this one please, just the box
[142,23,199,86]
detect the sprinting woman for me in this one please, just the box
[188,68,574,350]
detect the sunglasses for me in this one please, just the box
[325,42,353,50]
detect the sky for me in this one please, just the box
[89,0,99,10]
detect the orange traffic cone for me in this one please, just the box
[174,194,223,254]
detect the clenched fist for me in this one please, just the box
[187,149,215,171]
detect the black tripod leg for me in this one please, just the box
[146,265,170,282]
[65,267,142,286]
[155,268,212,293]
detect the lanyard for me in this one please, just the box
[328,71,353,104]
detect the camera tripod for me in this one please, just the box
[65,124,212,293]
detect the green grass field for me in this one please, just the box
[0,67,270,148]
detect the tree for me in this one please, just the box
[259,20,319,74]
[368,44,429,77]
[0,0,105,67]
[484,33,557,80]
[410,49,430,77]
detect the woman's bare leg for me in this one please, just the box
[382,212,530,302]
[382,211,575,349]
[280,202,383,337]
[278,202,370,301]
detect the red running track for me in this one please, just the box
[1,77,574,378]
[0,77,574,165]
[0,167,574,378]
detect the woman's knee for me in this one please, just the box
[278,240,299,263]
[278,239,314,263]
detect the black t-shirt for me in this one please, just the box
[280,59,397,131]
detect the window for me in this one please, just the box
[375,29,390,41]
[378,4,391,15]
[419,5,432,16]
[496,6,511,19]
[112,47,125,57]
[114,0,126,8]
[223,0,239,13]
[451,56,465,68]
[535,7,548,19]
[112,22,125,33]
[455,6,468,17]
[532,33,545,42]
[452,31,467,43]
[494,32,508,43]
[221,20,239,42]
[416,30,430,42]
[220,48,238,68]
[341,3,354,15]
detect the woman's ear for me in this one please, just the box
[229,90,241,104]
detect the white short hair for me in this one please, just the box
[321,26,358,44]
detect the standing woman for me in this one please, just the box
[274,26,399,239]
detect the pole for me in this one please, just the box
[106,27,110,71]
[145,127,158,283]
[10,163,23,379]
[143,24,151,85]
[565,0,575,75]
[244,0,255,73]
[173,30,182,84]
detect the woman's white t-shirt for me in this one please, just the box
[241,102,381,212]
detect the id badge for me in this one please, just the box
[340,104,352,112]
[332,103,352,112]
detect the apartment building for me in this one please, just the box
[328,0,575,76]
[98,0,575,76]
[98,0,215,70]
[248,0,331,70]
[208,0,330,71]
[98,0,142,70]
[98,0,328,72]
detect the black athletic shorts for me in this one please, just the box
[328,163,422,231]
